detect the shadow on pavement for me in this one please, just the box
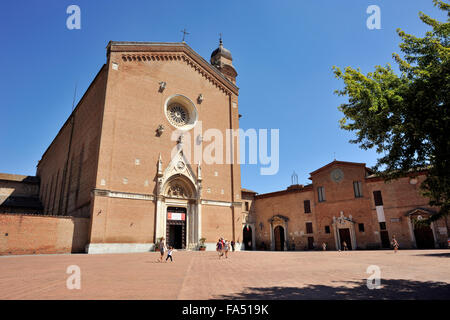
[414,253,450,258]
[214,279,450,300]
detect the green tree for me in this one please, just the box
[333,0,449,222]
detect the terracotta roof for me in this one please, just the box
[0,173,39,183]
[241,188,257,194]
[365,167,428,182]
[255,184,313,199]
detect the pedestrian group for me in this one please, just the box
[216,237,234,259]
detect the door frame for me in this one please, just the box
[269,215,289,251]
[332,212,357,250]
[406,208,438,249]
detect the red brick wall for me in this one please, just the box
[89,196,155,244]
[36,65,108,218]
[254,188,316,250]
[366,174,450,247]
[0,214,90,255]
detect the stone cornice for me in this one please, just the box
[93,189,155,201]
[92,189,240,207]
[107,41,239,96]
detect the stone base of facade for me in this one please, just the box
[204,242,241,251]
[86,243,155,254]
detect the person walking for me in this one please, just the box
[342,241,348,251]
[231,240,235,252]
[216,238,223,259]
[158,237,167,262]
[224,240,230,259]
[322,242,327,251]
[391,235,399,253]
[165,246,174,262]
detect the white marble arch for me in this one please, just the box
[332,212,357,250]
[155,150,202,250]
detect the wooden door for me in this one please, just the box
[274,226,284,251]
[414,225,435,249]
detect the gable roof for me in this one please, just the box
[107,41,239,95]
[309,160,373,177]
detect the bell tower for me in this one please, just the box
[210,36,238,84]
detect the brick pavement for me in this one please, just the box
[0,250,449,300]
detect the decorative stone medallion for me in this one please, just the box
[176,161,185,171]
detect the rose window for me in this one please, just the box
[164,94,198,130]
[167,104,189,127]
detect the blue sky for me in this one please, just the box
[0,0,446,194]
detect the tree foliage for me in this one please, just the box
[333,0,450,221]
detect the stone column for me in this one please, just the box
[332,218,340,251]
[284,221,288,251]
[350,223,357,250]
[270,222,275,251]
[407,216,416,248]
[430,221,439,248]
[251,223,256,250]
[155,196,165,242]
[197,200,202,245]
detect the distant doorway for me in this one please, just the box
[380,230,391,248]
[243,225,253,250]
[166,207,186,249]
[414,224,435,249]
[307,237,314,250]
[274,226,285,251]
[339,228,352,250]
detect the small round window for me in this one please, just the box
[164,94,198,130]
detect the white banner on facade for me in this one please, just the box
[168,212,185,221]
[376,206,385,222]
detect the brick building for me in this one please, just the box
[1,41,448,255]
[242,160,449,251]
[1,40,243,254]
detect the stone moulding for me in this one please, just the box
[93,189,155,201]
[92,189,240,207]
[201,200,242,207]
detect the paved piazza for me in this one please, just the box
[0,250,449,300]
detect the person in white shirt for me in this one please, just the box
[165,246,174,262]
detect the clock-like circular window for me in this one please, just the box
[331,168,344,183]
[164,94,198,130]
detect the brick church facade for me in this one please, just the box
[1,41,242,254]
[0,41,448,255]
